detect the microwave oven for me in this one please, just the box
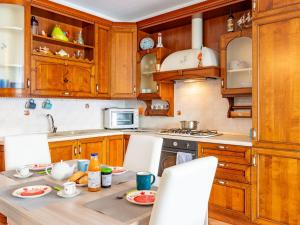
[104,108,139,129]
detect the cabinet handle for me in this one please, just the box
[27,79,31,88]
[63,92,70,96]
[156,84,159,91]
[252,0,256,12]
[74,147,77,156]
[96,84,99,92]
[218,145,228,150]
[78,145,82,154]
[221,79,224,88]
[201,148,204,154]
[252,128,257,139]
[218,163,227,167]
[252,155,257,166]
[63,78,69,83]
[133,86,136,94]
[217,180,226,185]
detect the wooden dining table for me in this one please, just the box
[0,171,151,225]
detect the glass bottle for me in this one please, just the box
[88,153,101,192]
[31,16,39,35]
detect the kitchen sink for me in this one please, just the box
[47,129,106,137]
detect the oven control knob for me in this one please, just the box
[173,141,178,147]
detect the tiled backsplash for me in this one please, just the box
[0,80,251,137]
[0,98,126,136]
[127,79,252,135]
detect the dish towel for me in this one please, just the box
[176,152,193,165]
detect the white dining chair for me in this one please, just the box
[123,135,163,175]
[4,134,51,170]
[149,156,218,225]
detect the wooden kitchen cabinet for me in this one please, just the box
[95,24,111,98]
[254,0,300,16]
[31,56,66,96]
[198,142,253,222]
[31,56,94,97]
[123,135,130,154]
[49,140,77,163]
[251,148,300,225]
[110,24,137,98]
[209,180,251,219]
[77,137,107,164]
[252,10,300,150]
[0,146,4,172]
[106,135,124,167]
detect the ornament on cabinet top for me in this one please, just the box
[140,37,155,50]
[51,25,69,42]
[237,11,252,30]
[156,33,163,48]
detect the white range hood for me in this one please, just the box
[160,14,219,72]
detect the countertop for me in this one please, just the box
[0,129,252,147]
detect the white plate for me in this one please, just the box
[109,166,128,175]
[57,189,81,198]
[13,172,34,179]
[12,185,52,199]
[27,163,53,171]
[126,190,156,206]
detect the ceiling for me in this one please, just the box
[50,0,205,22]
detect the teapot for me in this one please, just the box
[46,160,75,181]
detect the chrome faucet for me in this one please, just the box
[46,114,57,133]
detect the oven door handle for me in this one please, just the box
[162,150,196,156]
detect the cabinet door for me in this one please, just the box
[65,61,94,97]
[31,56,66,96]
[123,135,130,154]
[252,148,300,225]
[48,140,77,163]
[209,179,251,219]
[254,0,300,15]
[95,24,110,98]
[111,25,137,98]
[252,12,300,150]
[78,137,107,164]
[106,135,124,167]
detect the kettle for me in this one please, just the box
[46,160,75,181]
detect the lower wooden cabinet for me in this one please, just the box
[198,142,253,223]
[106,135,124,167]
[78,137,107,164]
[49,135,125,166]
[210,180,251,219]
[0,146,4,172]
[124,135,130,154]
[252,148,300,225]
[48,140,77,163]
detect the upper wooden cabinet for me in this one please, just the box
[252,10,300,150]
[0,1,30,97]
[110,24,137,99]
[31,55,94,97]
[253,0,300,16]
[251,148,300,225]
[95,24,111,98]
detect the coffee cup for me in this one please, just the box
[77,159,89,172]
[16,166,30,177]
[136,171,156,190]
[63,182,76,195]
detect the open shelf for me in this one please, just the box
[32,52,94,64]
[145,109,170,116]
[32,34,94,49]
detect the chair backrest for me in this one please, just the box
[4,134,51,170]
[123,135,163,175]
[149,156,218,225]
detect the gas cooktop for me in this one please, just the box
[159,129,221,138]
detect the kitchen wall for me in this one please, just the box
[0,98,126,136]
[127,79,252,135]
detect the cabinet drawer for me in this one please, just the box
[198,143,251,165]
[215,162,251,184]
[209,179,251,219]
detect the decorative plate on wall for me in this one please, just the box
[140,37,154,50]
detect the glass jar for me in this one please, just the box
[101,167,112,188]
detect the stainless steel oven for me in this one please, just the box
[158,138,198,176]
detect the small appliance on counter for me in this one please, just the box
[104,108,139,130]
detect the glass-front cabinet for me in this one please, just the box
[0,2,29,95]
[220,29,252,96]
[140,53,157,94]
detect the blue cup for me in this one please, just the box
[136,171,156,190]
[25,99,36,109]
[77,159,90,172]
[42,99,52,110]
[0,79,9,88]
